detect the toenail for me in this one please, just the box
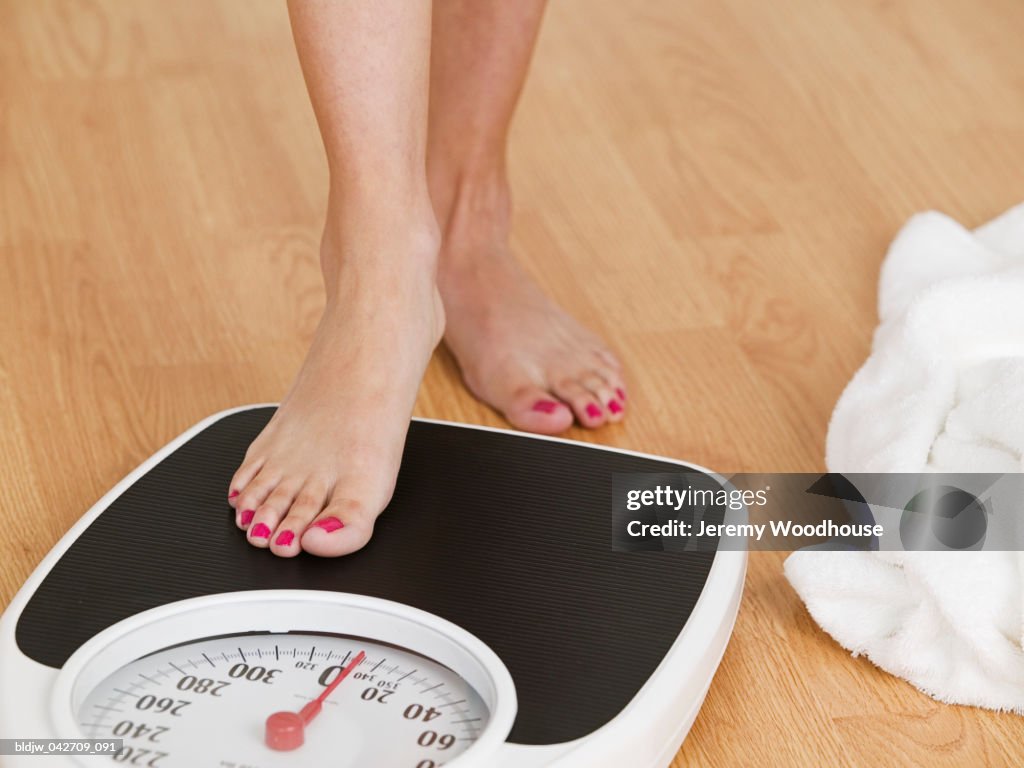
[585,403,602,419]
[229,489,239,499]
[275,530,295,546]
[532,399,561,414]
[616,388,627,401]
[240,509,255,526]
[314,517,345,533]
[251,523,271,539]
[608,400,623,414]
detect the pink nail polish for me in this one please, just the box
[585,403,602,419]
[532,399,560,414]
[315,517,345,533]
[608,400,623,414]
[275,530,294,546]
[240,509,255,526]
[616,388,627,401]
[251,523,271,539]
[229,490,239,499]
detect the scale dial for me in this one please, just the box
[78,632,486,767]
[40,592,515,768]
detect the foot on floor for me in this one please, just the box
[437,173,626,435]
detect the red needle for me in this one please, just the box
[265,650,366,751]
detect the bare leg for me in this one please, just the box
[428,0,626,435]
[228,0,443,557]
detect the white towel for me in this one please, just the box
[784,204,1024,712]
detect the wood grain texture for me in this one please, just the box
[2,0,1023,764]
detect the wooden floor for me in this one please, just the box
[3,0,1024,764]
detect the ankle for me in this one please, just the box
[431,164,512,259]
[320,187,440,285]
[321,223,439,286]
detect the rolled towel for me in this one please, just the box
[785,204,1024,712]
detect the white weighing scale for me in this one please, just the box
[0,406,745,767]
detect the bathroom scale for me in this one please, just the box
[0,405,745,767]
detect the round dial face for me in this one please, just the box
[76,632,489,768]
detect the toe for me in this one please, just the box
[234,468,278,530]
[270,483,328,558]
[247,480,301,548]
[300,498,376,558]
[581,371,625,423]
[552,377,607,428]
[228,455,265,509]
[502,386,574,435]
[600,366,628,410]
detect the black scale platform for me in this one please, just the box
[15,408,717,745]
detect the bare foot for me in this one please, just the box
[437,174,626,434]
[228,220,443,558]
